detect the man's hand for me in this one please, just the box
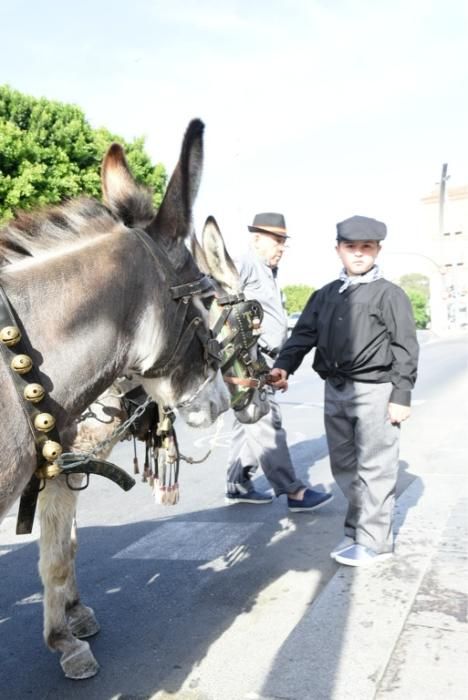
[388,402,411,424]
[269,367,289,391]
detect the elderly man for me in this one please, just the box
[225,212,333,511]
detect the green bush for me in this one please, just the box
[396,273,430,329]
[0,85,166,223]
[405,288,430,329]
[282,284,315,314]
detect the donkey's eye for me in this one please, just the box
[201,294,215,310]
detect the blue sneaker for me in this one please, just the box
[225,489,273,505]
[287,488,333,512]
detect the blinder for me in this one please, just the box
[141,273,222,379]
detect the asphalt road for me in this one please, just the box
[0,331,466,700]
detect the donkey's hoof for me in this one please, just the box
[68,604,100,638]
[60,641,99,679]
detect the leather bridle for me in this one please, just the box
[133,230,270,409]
[208,290,270,411]
[133,230,222,380]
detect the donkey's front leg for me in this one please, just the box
[65,510,100,639]
[38,477,99,679]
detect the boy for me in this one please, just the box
[270,215,419,566]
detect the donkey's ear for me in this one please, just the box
[202,216,240,293]
[188,232,210,275]
[101,143,154,228]
[148,119,204,242]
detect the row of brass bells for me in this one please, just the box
[36,440,63,481]
[2,326,33,375]
[2,325,63,475]
[0,325,21,347]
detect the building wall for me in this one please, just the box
[421,184,468,329]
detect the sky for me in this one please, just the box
[2,0,468,286]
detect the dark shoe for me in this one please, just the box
[287,488,333,512]
[334,543,393,567]
[225,489,273,505]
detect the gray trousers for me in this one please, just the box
[226,388,305,497]
[324,379,400,553]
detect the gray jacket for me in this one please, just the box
[236,248,288,356]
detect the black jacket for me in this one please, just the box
[275,278,419,405]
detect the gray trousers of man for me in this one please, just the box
[226,388,305,497]
[324,379,400,553]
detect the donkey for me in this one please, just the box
[194,215,270,423]
[0,119,230,678]
[31,213,272,680]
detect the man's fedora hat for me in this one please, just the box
[336,215,387,242]
[248,212,289,238]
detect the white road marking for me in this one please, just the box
[14,592,43,606]
[113,521,262,561]
[193,430,234,449]
[292,402,324,410]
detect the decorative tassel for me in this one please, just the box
[132,436,140,474]
[142,441,150,483]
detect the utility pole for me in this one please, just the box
[436,163,451,330]
[438,163,449,236]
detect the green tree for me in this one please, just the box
[396,273,430,329]
[0,85,166,224]
[405,288,430,329]
[282,284,315,314]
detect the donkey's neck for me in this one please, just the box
[1,233,150,426]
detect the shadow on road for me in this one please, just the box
[0,456,422,700]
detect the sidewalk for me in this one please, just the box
[262,472,467,700]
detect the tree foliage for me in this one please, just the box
[0,85,166,224]
[282,284,315,314]
[396,273,430,329]
[404,288,430,329]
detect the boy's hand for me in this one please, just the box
[388,402,411,424]
[269,368,289,392]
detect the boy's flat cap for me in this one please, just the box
[336,215,387,241]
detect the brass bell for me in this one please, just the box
[24,383,45,403]
[42,440,62,461]
[11,354,33,374]
[34,412,56,432]
[0,325,21,346]
[35,463,62,480]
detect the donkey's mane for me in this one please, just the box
[0,187,155,268]
[0,198,120,267]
